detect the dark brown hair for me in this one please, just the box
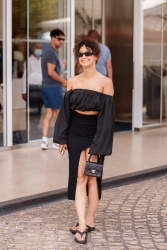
[50,29,65,38]
[73,39,101,59]
[87,29,100,41]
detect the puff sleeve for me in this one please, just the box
[89,95,115,156]
[53,90,72,144]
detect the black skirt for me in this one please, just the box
[67,111,103,200]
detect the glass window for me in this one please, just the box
[11,0,71,144]
[143,3,162,125]
[12,0,27,39]
[12,0,27,145]
[105,0,133,128]
[75,0,102,43]
[29,0,71,141]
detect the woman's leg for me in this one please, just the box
[85,151,99,227]
[85,177,99,227]
[74,149,88,241]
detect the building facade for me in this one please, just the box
[0,0,167,147]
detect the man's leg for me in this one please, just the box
[52,109,60,149]
[41,108,54,149]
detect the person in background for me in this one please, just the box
[41,29,67,150]
[75,29,113,79]
[53,39,114,244]
[22,42,43,114]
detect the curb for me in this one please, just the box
[1,164,167,215]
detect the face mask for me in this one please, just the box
[34,49,42,57]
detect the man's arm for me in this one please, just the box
[106,59,113,79]
[47,63,67,87]
[21,62,27,101]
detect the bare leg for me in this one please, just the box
[85,177,99,227]
[75,150,88,241]
[85,150,99,227]
[42,108,54,137]
[54,109,60,124]
[42,107,60,137]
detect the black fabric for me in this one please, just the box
[70,89,102,111]
[67,112,102,200]
[53,90,73,144]
[53,88,115,156]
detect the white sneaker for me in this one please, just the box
[41,141,48,150]
[52,143,59,149]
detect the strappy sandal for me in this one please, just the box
[74,230,87,244]
[70,223,79,234]
[70,223,95,234]
[86,224,95,233]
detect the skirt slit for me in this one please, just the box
[67,111,102,200]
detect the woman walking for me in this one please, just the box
[53,39,114,244]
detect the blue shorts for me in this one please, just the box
[42,86,64,109]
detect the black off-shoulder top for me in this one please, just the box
[53,89,115,156]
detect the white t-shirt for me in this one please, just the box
[22,55,42,93]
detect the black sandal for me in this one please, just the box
[86,224,95,232]
[70,223,79,234]
[70,223,95,234]
[74,230,87,244]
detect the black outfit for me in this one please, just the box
[53,88,115,200]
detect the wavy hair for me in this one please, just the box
[73,39,101,59]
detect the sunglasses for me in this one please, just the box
[56,37,65,41]
[77,51,94,58]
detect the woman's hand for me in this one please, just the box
[59,144,67,156]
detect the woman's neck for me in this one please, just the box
[82,67,97,79]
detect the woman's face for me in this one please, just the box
[78,45,97,68]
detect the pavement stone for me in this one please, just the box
[1,174,167,249]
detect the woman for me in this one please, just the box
[53,39,114,244]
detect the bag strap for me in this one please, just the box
[88,154,104,164]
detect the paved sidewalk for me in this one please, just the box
[0,128,167,212]
[1,174,167,250]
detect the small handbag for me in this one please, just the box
[84,155,104,178]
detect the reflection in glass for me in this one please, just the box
[105,0,133,127]
[143,4,162,125]
[25,42,43,140]
[12,42,27,145]
[29,0,70,141]
[12,0,27,144]
[75,0,102,43]
[12,0,27,39]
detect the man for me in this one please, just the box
[22,42,43,114]
[41,29,67,149]
[75,29,113,79]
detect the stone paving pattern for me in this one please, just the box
[1,175,167,250]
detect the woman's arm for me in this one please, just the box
[103,77,114,96]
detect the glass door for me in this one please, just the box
[143,0,167,126]
[12,0,27,145]
[11,0,72,144]
[143,3,162,125]
[105,0,133,131]
[28,0,71,141]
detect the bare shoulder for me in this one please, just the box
[67,75,80,91]
[102,76,114,96]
